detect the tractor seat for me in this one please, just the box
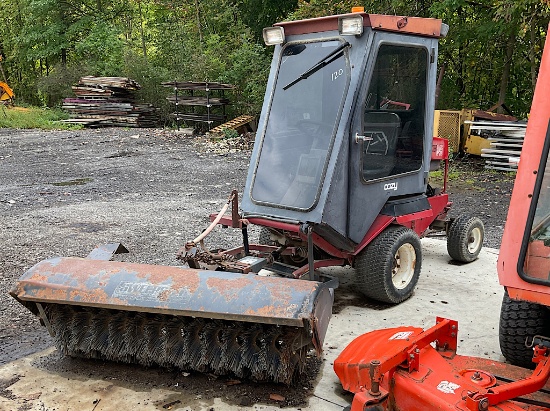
[362,111,401,180]
[280,149,327,208]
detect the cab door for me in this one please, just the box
[347,32,436,243]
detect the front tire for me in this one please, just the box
[447,215,484,262]
[355,226,422,304]
[499,289,550,368]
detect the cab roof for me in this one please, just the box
[274,12,447,39]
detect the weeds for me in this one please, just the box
[0,106,81,130]
[221,127,239,139]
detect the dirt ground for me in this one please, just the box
[0,128,515,409]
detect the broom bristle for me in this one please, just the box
[45,304,308,384]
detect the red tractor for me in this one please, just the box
[11,10,484,384]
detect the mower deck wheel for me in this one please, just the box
[447,215,484,262]
[499,289,550,368]
[355,226,421,304]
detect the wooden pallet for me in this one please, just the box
[209,115,254,134]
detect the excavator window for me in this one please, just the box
[361,44,428,182]
[520,125,550,284]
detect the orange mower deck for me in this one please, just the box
[334,318,550,410]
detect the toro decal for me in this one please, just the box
[437,381,460,394]
[389,331,414,340]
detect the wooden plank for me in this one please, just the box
[487,138,525,143]
[485,159,519,165]
[468,125,526,132]
[465,120,527,127]
[171,113,225,122]
[485,165,518,172]
[78,76,141,90]
[209,115,255,133]
[481,154,520,161]
[166,96,230,106]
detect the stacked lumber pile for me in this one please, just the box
[471,121,527,171]
[63,76,159,127]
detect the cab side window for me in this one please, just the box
[362,44,428,182]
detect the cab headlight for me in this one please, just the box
[339,15,364,36]
[263,27,285,46]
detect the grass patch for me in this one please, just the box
[0,106,81,130]
[429,169,460,183]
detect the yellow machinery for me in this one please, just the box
[433,109,516,155]
[0,81,14,104]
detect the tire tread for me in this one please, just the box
[447,215,484,262]
[499,290,550,368]
[355,226,421,304]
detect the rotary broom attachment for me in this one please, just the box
[45,304,306,383]
[10,256,333,384]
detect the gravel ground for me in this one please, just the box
[0,127,514,408]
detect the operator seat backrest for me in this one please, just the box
[362,111,401,180]
[280,148,327,208]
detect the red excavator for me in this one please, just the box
[334,24,550,411]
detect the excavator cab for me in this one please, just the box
[498,30,550,368]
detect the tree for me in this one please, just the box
[430,0,549,116]
[0,0,547,119]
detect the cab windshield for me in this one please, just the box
[251,40,349,210]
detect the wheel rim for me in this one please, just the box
[392,243,416,290]
[468,227,483,254]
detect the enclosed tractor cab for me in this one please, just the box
[240,11,482,302]
[11,11,483,385]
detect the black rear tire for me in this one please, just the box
[447,215,484,262]
[355,226,422,304]
[499,289,550,368]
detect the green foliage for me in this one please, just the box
[235,0,298,43]
[289,0,354,19]
[220,39,270,114]
[72,21,125,75]
[221,127,239,139]
[37,64,86,107]
[0,106,80,129]
[430,0,549,116]
[122,53,172,125]
[0,0,548,122]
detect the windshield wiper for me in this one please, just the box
[283,42,350,91]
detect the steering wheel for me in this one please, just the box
[365,131,389,155]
